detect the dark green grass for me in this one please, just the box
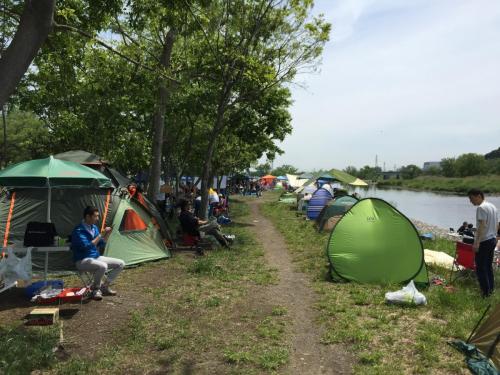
[378,175,500,194]
[261,198,500,374]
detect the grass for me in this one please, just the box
[3,198,290,374]
[261,195,500,374]
[0,325,60,374]
[377,175,500,194]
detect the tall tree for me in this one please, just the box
[188,0,330,218]
[0,0,55,107]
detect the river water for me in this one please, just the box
[353,187,500,230]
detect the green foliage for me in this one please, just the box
[440,157,456,177]
[253,162,272,177]
[358,165,382,181]
[377,175,500,193]
[0,109,51,166]
[271,164,299,177]
[455,153,486,177]
[344,166,358,177]
[398,164,422,179]
[423,165,441,176]
[484,146,500,160]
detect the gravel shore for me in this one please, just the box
[411,219,456,240]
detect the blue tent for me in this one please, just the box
[306,188,333,220]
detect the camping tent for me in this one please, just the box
[0,157,171,271]
[468,304,500,369]
[55,150,174,246]
[328,168,368,187]
[317,195,358,232]
[306,188,333,220]
[286,174,306,189]
[451,304,500,372]
[326,198,428,284]
[54,150,130,188]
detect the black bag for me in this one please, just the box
[24,222,58,247]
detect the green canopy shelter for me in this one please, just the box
[0,156,112,223]
[326,198,428,285]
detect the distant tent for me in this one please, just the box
[306,188,332,220]
[298,173,313,179]
[326,198,428,285]
[279,192,296,204]
[276,176,287,181]
[286,174,304,189]
[317,196,358,232]
[329,168,368,187]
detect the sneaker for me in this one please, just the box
[101,285,117,296]
[90,289,103,301]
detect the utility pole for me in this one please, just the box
[375,155,378,168]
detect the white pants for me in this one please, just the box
[76,256,125,289]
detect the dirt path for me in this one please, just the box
[247,197,352,375]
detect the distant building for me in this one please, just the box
[380,171,401,180]
[423,161,441,171]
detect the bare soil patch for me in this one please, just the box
[247,196,354,374]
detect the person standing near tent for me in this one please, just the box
[71,206,125,301]
[468,189,498,298]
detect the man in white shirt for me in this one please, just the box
[468,189,498,297]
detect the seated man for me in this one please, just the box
[71,206,125,300]
[178,199,230,248]
[457,221,468,235]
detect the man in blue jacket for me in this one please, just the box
[72,206,125,300]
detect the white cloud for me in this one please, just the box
[273,0,500,171]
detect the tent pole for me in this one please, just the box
[467,304,491,343]
[44,186,52,281]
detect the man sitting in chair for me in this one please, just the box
[178,199,230,248]
[71,206,125,300]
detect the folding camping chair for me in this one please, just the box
[449,241,476,284]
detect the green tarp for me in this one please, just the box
[326,198,428,285]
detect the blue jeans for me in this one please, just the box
[475,238,496,297]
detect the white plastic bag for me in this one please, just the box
[385,280,427,306]
[0,248,33,293]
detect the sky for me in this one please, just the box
[270,0,500,172]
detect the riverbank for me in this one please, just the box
[377,175,500,194]
[411,219,457,241]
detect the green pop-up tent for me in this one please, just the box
[326,198,428,285]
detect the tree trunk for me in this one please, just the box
[0,0,55,107]
[147,29,176,199]
[199,82,233,219]
[199,115,225,219]
[217,175,223,192]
